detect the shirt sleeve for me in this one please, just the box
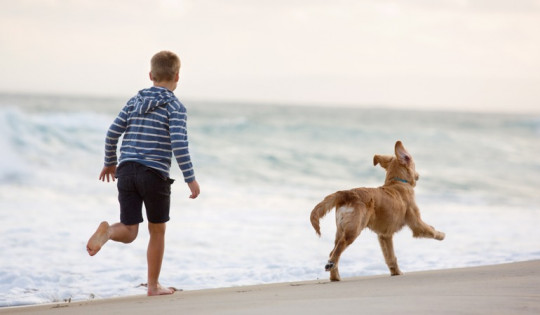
[104,104,129,166]
[170,108,196,183]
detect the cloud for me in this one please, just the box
[1,1,539,112]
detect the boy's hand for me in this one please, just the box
[99,165,117,182]
[188,180,200,199]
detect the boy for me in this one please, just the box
[87,50,200,296]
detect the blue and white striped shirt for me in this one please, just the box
[104,86,195,183]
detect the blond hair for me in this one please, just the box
[150,51,180,82]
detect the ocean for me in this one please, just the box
[1,93,539,307]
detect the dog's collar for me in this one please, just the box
[392,177,409,184]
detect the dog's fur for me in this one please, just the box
[310,141,445,281]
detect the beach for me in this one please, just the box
[3,260,539,314]
[2,0,540,310]
[1,95,540,306]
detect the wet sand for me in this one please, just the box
[3,260,539,314]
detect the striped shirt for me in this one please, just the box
[104,86,195,183]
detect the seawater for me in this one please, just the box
[1,93,539,307]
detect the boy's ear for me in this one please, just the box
[395,141,412,166]
[373,155,393,169]
[149,72,154,82]
[175,72,179,82]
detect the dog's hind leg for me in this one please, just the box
[327,229,359,281]
[326,234,346,281]
[378,235,402,276]
[326,203,370,281]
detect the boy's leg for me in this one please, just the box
[87,162,144,255]
[146,222,174,296]
[87,222,139,256]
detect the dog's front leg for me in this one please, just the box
[406,205,445,240]
[378,235,402,276]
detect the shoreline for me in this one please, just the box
[2,260,539,314]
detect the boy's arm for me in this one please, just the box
[101,104,129,179]
[170,108,196,184]
[99,165,117,182]
[188,180,200,199]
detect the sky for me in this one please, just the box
[1,0,539,113]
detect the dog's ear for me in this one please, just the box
[373,155,393,169]
[395,141,412,166]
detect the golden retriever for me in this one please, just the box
[310,141,445,281]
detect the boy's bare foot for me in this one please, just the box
[147,284,177,296]
[87,221,110,256]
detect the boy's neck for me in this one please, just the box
[153,81,177,92]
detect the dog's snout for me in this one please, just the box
[415,173,420,181]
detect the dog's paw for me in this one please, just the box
[435,231,445,241]
[325,261,335,271]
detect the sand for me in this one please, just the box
[2,260,539,314]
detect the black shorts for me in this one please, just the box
[116,162,175,225]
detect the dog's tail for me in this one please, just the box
[310,192,339,237]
